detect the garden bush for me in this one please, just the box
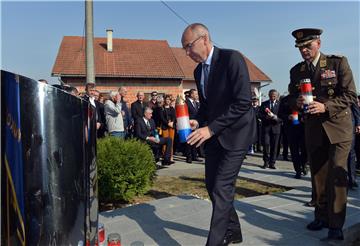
[97,137,156,202]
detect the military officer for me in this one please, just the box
[288,28,357,241]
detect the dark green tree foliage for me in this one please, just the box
[97,137,156,202]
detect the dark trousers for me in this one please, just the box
[204,138,246,246]
[185,143,198,160]
[355,134,360,169]
[262,129,280,166]
[308,134,351,229]
[287,125,307,174]
[149,137,172,162]
[347,134,357,185]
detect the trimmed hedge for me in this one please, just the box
[97,137,156,202]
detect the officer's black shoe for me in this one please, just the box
[294,173,301,179]
[222,230,243,245]
[325,228,344,241]
[304,200,316,207]
[261,163,268,169]
[186,157,192,164]
[306,220,328,231]
[269,165,276,169]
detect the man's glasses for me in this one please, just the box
[184,35,205,51]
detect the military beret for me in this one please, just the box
[291,28,323,48]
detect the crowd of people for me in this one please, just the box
[39,23,358,244]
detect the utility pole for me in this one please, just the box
[85,0,95,84]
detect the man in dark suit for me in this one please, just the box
[182,23,256,246]
[135,107,173,166]
[288,28,357,241]
[259,89,282,169]
[131,91,146,123]
[185,89,202,163]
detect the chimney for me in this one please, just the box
[106,29,113,52]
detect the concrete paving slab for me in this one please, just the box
[99,154,360,245]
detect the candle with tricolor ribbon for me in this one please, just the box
[175,95,192,143]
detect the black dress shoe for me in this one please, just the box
[186,158,192,164]
[294,173,301,179]
[269,165,276,169]
[326,228,344,241]
[261,163,268,169]
[222,230,243,245]
[162,160,171,166]
[304,200,316,207]
[306,220,328,231]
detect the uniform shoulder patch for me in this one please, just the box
[327,54,343,58]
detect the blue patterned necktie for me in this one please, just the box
[202,63,209,98]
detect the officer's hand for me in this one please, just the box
[187,126,212,147]
[308,101,326,114]
[355,126,360,134]
[296,95,305,109]
[189,119,199,130]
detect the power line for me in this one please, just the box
[160,1,222,48]
[161,1,190,26]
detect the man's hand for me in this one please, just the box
[189,119,199,130]
[147,136,158,143]
[355,126,360,134]
[187,126,212,147]
[308,101,326,114]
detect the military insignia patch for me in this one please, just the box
[328,89,334,96]
[320,59,327,67]
[321,70,336,79]
[296,32,303,39]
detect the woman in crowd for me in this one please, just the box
[161,95,176,162]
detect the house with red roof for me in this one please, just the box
[52,31,271,102]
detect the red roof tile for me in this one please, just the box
[171,47,271,83]
[52,36,185,79]
[171,48,197,80]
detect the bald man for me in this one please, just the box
[183,23,256,246]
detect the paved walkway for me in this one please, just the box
[100,154,360,245]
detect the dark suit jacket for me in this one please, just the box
[260,99,282,134]
[135,118,155,141]
[194,47,256,150]
[186,98,199,120]
[131,100,146,123]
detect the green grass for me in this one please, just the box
[100,174,289,211]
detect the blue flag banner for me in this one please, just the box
[2,70,26,245]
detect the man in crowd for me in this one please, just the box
[135,107,172,166]
[83,83,105,136]
[183,23,256,245]
[119,86,133,138]
[148,91,158,109]
[104,91,125,138]
[288,28,357,241]
[185,89,202,163]
[131,91,146,123]
[278,88,307,179]
[260,89,282,169]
